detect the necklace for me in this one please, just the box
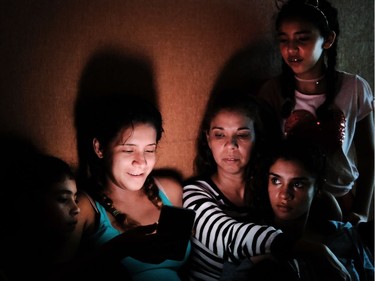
[295,74,325,85]
[98,193,126,223]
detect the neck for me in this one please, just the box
[212,173,247,207]
[212,172,245,191]
[274,213,308,237]
[295,73,325,85]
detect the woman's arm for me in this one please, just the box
[183,180,282,262]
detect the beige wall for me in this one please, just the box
[0,0,373,180]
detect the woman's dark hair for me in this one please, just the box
[276,0,340,120]
[195,91,262,175]
[194,90,275,206]
[256,138,326,222]
[268,139,326,181]
[81,94,164,228]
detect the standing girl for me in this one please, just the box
[258,0,374,225]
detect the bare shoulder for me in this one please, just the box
[155,176,183,207]
[77,191,98,234]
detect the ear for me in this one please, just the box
[323,31,336,49]
[93,138,104,158]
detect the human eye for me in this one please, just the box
[292,180,305,189]
[56,195,69,204]
[296,35,310,44]
[212,130,225,139]
[277,35,288,44]
[145,146,157,153]
[237,132,251,140]
[121,145,134,153]
[269,176,281,186]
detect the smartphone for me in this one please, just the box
[157,205,196,261]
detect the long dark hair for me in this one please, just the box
[80,94,164,228]
[276,0,340,120]
[257,138,326,223]
[194,90,273,206]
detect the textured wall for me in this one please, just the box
[0,0,373,180]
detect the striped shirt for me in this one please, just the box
[183,178,283,281]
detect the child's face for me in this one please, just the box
[44,177,80,234]
[277,19,326,77]
[105,123,157,191]
[206,109,255,176]
[268,158,316,222]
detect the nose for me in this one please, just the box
[226,136,238,149]
[132,151,147,166]
[287,40,298,54]
[71,201,80,216]
[278,185,294,201]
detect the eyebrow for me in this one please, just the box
[278,30,312,36]
[211,127,251,130]
[122,143,157,147]
[268,172,310,181]
[54,189,75,196]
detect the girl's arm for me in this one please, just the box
[352,112,375,224]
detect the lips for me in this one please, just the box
[276,204,292,213]
[128,172,144,177]
[223,157,239,163]
[288,57,301,63]
[66,221,78,231]
[68,220,78,226]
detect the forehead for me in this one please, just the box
[271,158,311,176]
[49,177,77,194]
[211,109,253,125]
[278,18,319,32]
[116,123,157,142]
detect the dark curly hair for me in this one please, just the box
[256,138,326,223]
[80,94,164,229]
[194,90,279,207]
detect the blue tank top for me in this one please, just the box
[87,185,191,281]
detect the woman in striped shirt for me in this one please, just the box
[182,91,350,281]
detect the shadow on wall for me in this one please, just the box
[210,39,281,99]
[74,47,184,188]
[0,133,42,266]
[188,40,282,178]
